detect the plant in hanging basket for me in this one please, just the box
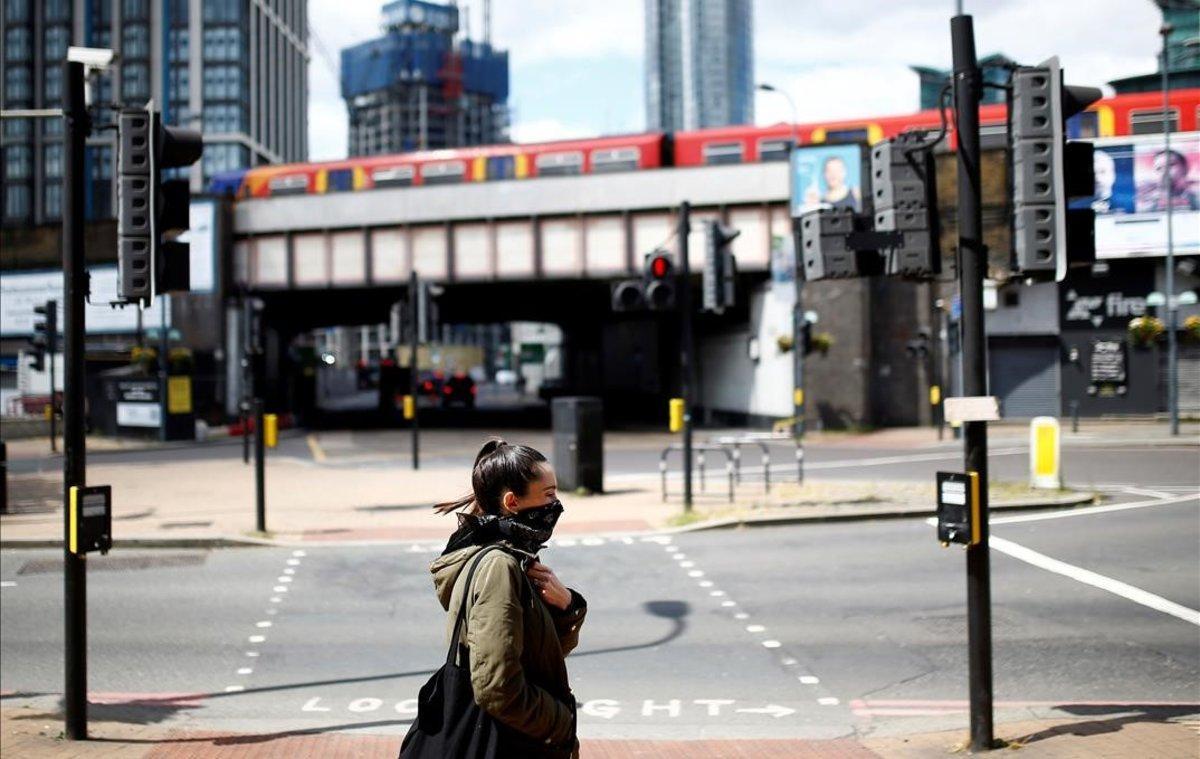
[811,331,834,355]
[1184,314,1200,344]
[1127,316,1164,347]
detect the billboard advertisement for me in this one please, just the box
[1087,132,1200,259]
[0,266,170,336]
[789,143,867,217]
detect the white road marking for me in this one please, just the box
[735,612,749,620]
[302,697,330,712]
[799,675,820,685]
[273,586,288,593]
[735,704,794,718]
[710,590,726,597]
[818,697,840,706]
[698,580,714,588]
[348,698,383,712]
[248,636,266,645]
[780,657,797,666]
[277,576,293,583]
[283,568,295,575]
[292,550,306,557]
[721,600,736,607]
[762,640,781,649]
[687,570,704,578]
[224,685,244,693]
[582,538,605,546]
[678,560,694,567]
[746,624,765,633]
[641,699,682,717]
[286,558,301,566]
[0,581,16,588]
[556,539,578,547]
[991,535,1200,627]
[255,621,272,628]
[237,667,253,675]
[269,596,282,603]
[991,492,1198,525]
[694,699,736,716]
[245,652,259,657]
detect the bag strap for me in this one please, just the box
[446,544,504,665]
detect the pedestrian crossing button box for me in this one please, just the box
[936,471,980,547]
[69,485,113,555]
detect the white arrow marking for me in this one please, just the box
[735,704,795,718]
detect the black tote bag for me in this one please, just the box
[399,545,574,759]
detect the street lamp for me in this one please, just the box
[757,82,799,149]
[1160,23,1179,435]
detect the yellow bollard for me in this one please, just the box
[402,394,415,420]
[929,385,941,406]
[668,398,685,433]
[793,388,805,407]
[1029,416,1061,489]
[264,413,278,449]
[44,403,53,420]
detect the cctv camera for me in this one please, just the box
[67,46,116,69]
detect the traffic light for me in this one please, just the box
[703,221,739,313]
[611,280,646,312]
[871,133,941,278]
[118,108,203,303]
[1011,57,1101,281]
[27,299,57,372]
[795,207,857,280]
[643,250,676,311]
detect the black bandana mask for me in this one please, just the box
[445,499,564,555]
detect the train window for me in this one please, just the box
[702,142,744,165]
[372,165,414,188]
[1129,108,1179,135]
[591,147,640,173]
[823,128,869,144]
[422,161,466,185]
[267,174,308,195]
[535,151,584,176]
[979,123,1008,137]
[757,139,792,162]
[1067,111,1099,139]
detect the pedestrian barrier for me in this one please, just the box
[659,444,735,503]
[707,432,803,491]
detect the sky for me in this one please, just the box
[305,0,1166,161]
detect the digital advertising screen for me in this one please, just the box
[789,143,867,218]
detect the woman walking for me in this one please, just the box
[400,439,586,759]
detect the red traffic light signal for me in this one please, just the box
[646,252,673,280]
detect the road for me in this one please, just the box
[3,485,1196,741]
[9,426,1199,493]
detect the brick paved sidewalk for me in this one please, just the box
[4,707,1198,758]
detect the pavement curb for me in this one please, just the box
[658,491,1099,534]
[0,493,1100,549]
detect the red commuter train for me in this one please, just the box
[209,89,1200,199]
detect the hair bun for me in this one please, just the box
[474,438,508,464]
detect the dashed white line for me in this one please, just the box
[245,652,259,658]
[698,580,714,588]
[249,635,266,643]
[255,620,273,628]
[283,568,296,575]
[762,640,781,649]
[286,558,301,566]
[292,550,307,557]
[269,596,282,603]
[237,667,253,675]
[224,685,245,693]
[687,570,704,578]
[679,560,695,568]
[800,676,820,685]
[273,585,288,593]
[277,576,293,583]
[818,697,839,706]
[710,590,726,597]
[0,581,16,588]
[734,612,749,620]
[746,624,765,633]
[721,600,736,607]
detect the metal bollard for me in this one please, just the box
[698,452,706,493]
[727,457,735,503]
[762,449,771,493]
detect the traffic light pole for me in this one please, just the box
[792,225,806,481]
[951,15,995,752]
[679,202,694,512]
[61,60,88,741]
[254,393,266,533]
[410,271,420,471]
[49,302,58,453]
[1161,25,1179,437]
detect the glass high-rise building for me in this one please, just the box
[645,0,753,132]
[1,0,307,228]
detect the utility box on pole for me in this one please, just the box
[551,397,604,493]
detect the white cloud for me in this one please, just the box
[509,118,596,144]
[305,0,381,161]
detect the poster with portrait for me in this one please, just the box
[789,143,866,217]
[1088,133,1200,259]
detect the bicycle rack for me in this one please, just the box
[659,443,735,503]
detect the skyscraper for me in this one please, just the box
[1,0,307,229]
[341,0,509,155]
[645,0,753,132]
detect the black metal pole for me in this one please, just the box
[241,298,251,465]
[61,59,88,742]
[951,15,994,752]
[679,202,694,512]
[792,262,805,483]
[49,300,58,453]
[1161,25,1179,436]
[410,271,420,471]
[254,394,266,532]
[935,301,947,441]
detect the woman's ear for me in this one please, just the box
[500,490,518,514]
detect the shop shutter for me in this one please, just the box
[988,342,1060,418]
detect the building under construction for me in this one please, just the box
[341,0,510,155]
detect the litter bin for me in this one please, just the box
[551,397,603,492]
